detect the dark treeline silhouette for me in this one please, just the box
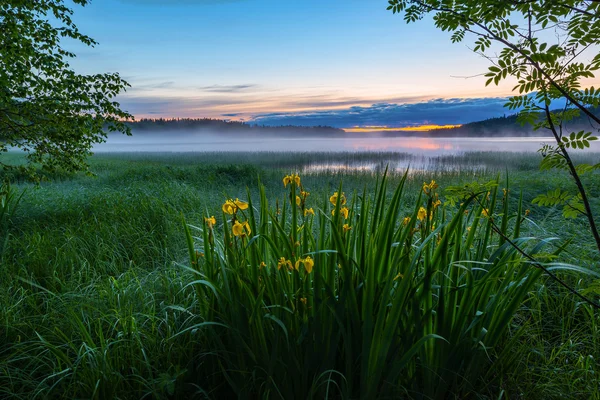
[126,118,344,136]
[119,109,600,138]
[433,106,600,137]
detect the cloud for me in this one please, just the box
[116,92,565,126]
[198,84,258,93]
[249,98,521,127]
[127,81,176,92]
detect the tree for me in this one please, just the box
[0,0,132,179]
[388,0,600,254]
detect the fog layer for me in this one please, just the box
[94,129,600,155]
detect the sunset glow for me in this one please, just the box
[343,124,463,133]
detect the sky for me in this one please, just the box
[62,0,590,128]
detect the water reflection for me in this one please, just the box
[301,159,489,176]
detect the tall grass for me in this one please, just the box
[0,152,598,399]
[181,172,595,398]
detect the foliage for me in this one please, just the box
[387,0,600,252]
[0,0,132,179]
[0,181,24,260]
[0,153,598,398]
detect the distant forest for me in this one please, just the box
[436,106,600,137]
[126,118,345,136]
[124,109,600,138]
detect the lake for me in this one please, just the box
[94,135,600,154]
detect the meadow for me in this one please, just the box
[1,151,599,399]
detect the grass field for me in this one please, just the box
[1,151,599,399]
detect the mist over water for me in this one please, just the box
[94,129,600,155]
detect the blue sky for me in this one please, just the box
[64,0,555,127]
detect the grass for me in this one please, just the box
[0,151,599,399]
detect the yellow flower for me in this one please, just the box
[329,191,347,206]
[466,226,471,232]
[204,216,216,229]
[503,188,509,197]
[222,199,236,214]
[234,198,248,210]
[422,180,439,195]
[304,208,315,217]
[278,257,292,270]
[303,256,314,273]
[417,207,427,221]
[525,209,530,216]
[283,174,301,187]
[294,256,315,273]
[343,223,352,232]
[332,207,349,219]
[403,217,411,226]
[301,190,309,198]
[232,220,251,237]
[260,261,266,269]
[296,195,301,206]
[300,297,307,305]
[481,208,489,218]
[433,199,442,208]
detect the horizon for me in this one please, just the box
[65,0,599,129]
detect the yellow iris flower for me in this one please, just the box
[234,198,248,210]
[343,224,352,232]
[402,217,411,226]
[222,200,236,214]
[222,198,248,214]
[277,257,292,270]
[204,216,216,229]
[283,174,301,187]
[232,220,251,237]
[293,256,314,273]
[422,180,439,195]
[329,191,346,206]
[304,208,315,216]
[303,256,314,273]
[417,207,427,221]
[331,206,349,219]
